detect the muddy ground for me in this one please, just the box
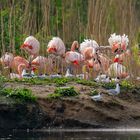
[0,80,140,129]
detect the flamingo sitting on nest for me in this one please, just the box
[0,52,30,79]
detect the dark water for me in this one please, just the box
[1,129,140,140]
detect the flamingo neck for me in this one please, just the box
[71,41,79,51]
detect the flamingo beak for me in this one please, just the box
[47,47,57,53]
[31,61,39,66]
[20,44,33,50]
[32,67,37,72]
[20,44,25,49]
[73,60,79,65]
[114,58,119,63]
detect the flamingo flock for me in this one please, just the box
[0,33,134,81]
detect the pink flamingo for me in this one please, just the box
[108,54,128,79]
[79,39,99,60]
[31,56,53,75]
[108,33,130,78]
[47,37,66,57]
[65,41,84,65]
[0,52,30,78]
[86,54,111,73]
[20,36,40,60]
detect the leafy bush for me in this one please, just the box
[101,82,116,89]
[53,78,68,86]
[76,79,98,87]
[47,87,79,99]
[54,87,78,96]
[90,89,99,96]
[121,80,134,90]
[1,88,36,102]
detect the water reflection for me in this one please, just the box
[0,129,140,140]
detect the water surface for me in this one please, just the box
[1,129,140,140]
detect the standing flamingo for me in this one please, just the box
[0,52,30,79]
[86,54,111,73]
[65,41,84,65]
[79,39,99,60]
[108,33,130,78]
[20,36,40,60]
[47,37,66,74]
[31,56,53,75]
[47,37,66,57]
[65,41,84,75]
[108,54,128,78]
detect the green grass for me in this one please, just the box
[0,88,36,102]
[47,87,79,99]
[7,77,75,86]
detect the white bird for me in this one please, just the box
[30,70,37,78]
[65,68,74,78]
[101,76,111,83]
[21,69,31,78]
[111,77,120,83]
[136,77,140,80]
[94,74,111,83]
[10,73,20,79]
[91,93,103,101]
[76,74,84,79]
[38,74,47,79]
[50,74,62,78]
[107,83,120,95]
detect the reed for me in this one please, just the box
[0,0,139,81]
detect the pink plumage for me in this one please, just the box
[20,36,40,56]
[65,41,84,65]
[1,52,29,78]
[31,56,53,75]
[47,37,66,57]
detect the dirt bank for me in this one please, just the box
[0,81,140,129]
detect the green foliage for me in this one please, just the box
[90,89,98,96]
[120,80,134,90]
[101,82,116,89]
[54,87,78,96]
[47,93,62,99]
[8,77,76,86]
[76,79,98,87]
[47,86,79,99]
[53,78,68,86]
[1,88,36,102]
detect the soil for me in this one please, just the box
[0,81,140,129]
